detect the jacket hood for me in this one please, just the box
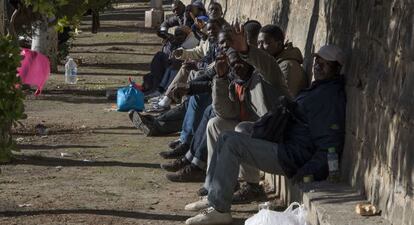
[276,43,304,64]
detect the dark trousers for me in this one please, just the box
[152,100,187,135]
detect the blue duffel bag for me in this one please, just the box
[117,81,144,112]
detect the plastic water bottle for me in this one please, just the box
[258,201,272,211]
[65,57,78,84]
[327,147,340,182]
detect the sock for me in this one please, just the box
[158,96,171,107]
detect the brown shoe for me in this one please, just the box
[165,165,205,182]
[232,182,266,204]
[160,157,190,172]
[159,143,189,159]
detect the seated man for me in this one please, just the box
[130,18,226,135]
[201,24,308,203]
[160,21,264,184]
[157,4,227,109]
[157,0,192,39]
[184,29,346,224]
[143,26,198,95]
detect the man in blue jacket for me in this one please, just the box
[184,24,346,225]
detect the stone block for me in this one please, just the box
[145,9,164,28]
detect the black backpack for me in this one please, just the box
[251,96,298,143]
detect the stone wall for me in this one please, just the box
[181,0,414,224]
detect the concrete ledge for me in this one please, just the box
[302,182,392,225]
[265,174,392,225]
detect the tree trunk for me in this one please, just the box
[0,121,12,163]
[0,0,5,35]
[92,10,99,33]
[31,17,58,72]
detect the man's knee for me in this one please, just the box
[218,131,245,155]
[207,117,222,134]
[235,121,254,135]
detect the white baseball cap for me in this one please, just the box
[314,45,345,66]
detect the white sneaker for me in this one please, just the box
[184,196,209,211]
[158,96,172,107]
[185,207,232,225]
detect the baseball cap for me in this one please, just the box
[192,0,205,9]
[314,45,345,66]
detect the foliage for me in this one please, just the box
[22,0,112,31]
[0,36,25,163]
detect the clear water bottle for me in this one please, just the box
[65,57,78,84]
[258,201,272,211]
[327,147,340,182]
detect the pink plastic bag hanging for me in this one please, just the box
[17,48,50,96]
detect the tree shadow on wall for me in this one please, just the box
[323,0,414,215]
[272,0,290,32]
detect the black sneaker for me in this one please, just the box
[160,157,190,172]
[129,110,157,136]
[159,143,189,159]
[168,139,182,149]
[165,164,205,182]
[232,182,266,204]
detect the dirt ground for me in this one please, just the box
[0,1,261,225]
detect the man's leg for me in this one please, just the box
[164,65,191,102]
[208,131,284,213]
[158,67,177,93]
[185,132,284,225]
[161,105,214,173]
[180,94,212,145]
[234,122,260,183]
[206,117,239,170]
[153,100,188,134]
[130,100,187,136]
[148,51,169,93]
[185,105,214,169]
[233,122,263,203]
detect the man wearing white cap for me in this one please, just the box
[184,40,346,224]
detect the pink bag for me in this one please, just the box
[17,48,50,96]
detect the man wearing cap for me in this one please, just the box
[184,26,346,224]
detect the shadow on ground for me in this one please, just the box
[9,155,161,169]
[18,144,104,150]
[0,209,187,221]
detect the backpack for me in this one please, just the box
[251,96,298,143]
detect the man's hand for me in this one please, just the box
[181,26,192,35]
[194,18,205,30]
[183,60,198,71]
[170,83,190,100]
[215,54,229,78]
[230,22,249,53]
[173,49,184,58]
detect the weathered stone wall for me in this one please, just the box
[181,0,414,223]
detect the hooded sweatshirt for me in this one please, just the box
[275,43,308,97]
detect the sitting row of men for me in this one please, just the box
[129,1,346,224]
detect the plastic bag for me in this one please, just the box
[17,48,50,96]
[117,81,144,112]
[245,202,307,225]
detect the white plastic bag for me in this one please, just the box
[245,202,308,225]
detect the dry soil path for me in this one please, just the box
[0,1,257,224]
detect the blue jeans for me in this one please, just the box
[185,105,215,170]
[159,66,177,92]
[179,94,212,145]
[206,131,284,212]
